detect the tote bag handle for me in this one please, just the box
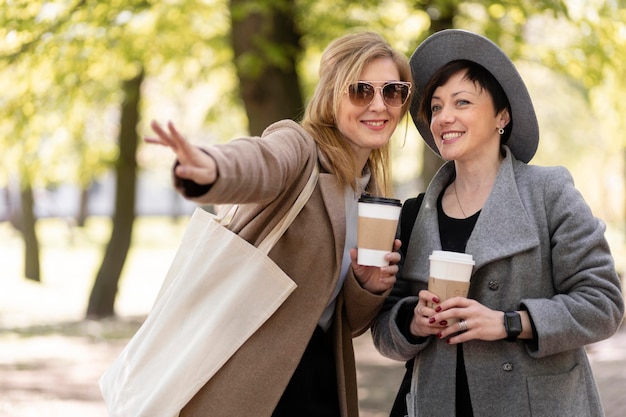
[257,162,319,254]
[216,162,319,255]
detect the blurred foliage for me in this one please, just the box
[0,0,230,191]
[0,0,625,219]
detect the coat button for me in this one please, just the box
[502,362,514,372]
[488,280,499,290]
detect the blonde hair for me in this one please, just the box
[301,32,412,196]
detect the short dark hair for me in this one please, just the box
[418,59,513,143]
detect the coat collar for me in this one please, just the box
[406,146,539,274]
[316,146,379,270]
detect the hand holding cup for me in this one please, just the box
[427,250,474,325]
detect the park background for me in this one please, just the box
[1,1,626,416]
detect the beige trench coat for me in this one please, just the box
[176,120,390,417]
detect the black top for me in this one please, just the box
[437,189,479,252]
[437,188,479,417]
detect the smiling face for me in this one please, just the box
[429,70,510,163]
[336,57,404,169]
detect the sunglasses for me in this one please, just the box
[346,81,412,108]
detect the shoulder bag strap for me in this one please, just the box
[399,192,425,257]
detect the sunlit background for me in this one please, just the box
[1,1,625,416]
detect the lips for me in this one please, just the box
[363,120,385,127]
[442,132,463,141]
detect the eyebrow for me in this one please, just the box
[432,90,478,101]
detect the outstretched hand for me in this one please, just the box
[145,120,218,185]
[350,239,401,294]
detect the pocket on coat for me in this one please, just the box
[527,364,591,417]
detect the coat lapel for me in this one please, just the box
[404,147,539,278]
[317,150,347,272]
[316,149,380,274]
[466,150,539,270]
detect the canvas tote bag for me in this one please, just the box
[100,164,319,417]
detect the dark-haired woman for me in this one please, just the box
[373,29,624,417]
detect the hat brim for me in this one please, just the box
[409,29,539,163]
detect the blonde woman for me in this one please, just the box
[147,31,413,417]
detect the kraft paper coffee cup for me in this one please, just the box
[427,251,475,315]
[357,196,402,267]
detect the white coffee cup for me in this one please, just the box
[427,251,474,312]
[357,196,402,267]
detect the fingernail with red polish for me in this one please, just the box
[435,306,442,312]
[439,320,447,326]
[428,317,436,324]
[432,297,440,304]
[437,332,443,339]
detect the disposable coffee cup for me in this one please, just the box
[357,196,402,267]
[427,251,475,318]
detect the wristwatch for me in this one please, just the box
[503,311,522,341]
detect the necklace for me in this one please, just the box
[453,181,468,218]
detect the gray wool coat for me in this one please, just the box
[174,120,389,417]
[372,146,624,417]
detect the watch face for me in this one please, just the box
[506,312,522,333]
[507,316,520,331]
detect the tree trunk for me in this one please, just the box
[230,0,303,135]
[86,68,144,319]
[76,185,89,227]
[20,183,41,282]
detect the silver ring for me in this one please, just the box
[458,319,468,332]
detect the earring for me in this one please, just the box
[498,127,505,135]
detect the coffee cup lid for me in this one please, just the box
[358,194,402,207]
[429,250,475,265]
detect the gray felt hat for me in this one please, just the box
[409,29,539,163]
